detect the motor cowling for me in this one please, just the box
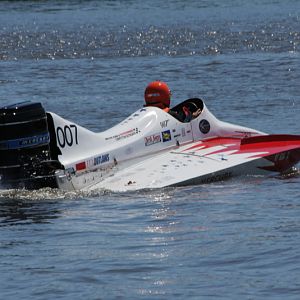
[0,102,61,189]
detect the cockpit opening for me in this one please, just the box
[170,98,204,122]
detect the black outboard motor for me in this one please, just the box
[0,102,62,189]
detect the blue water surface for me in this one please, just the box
[0,1,300,299]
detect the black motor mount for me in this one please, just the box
[0,101,62,189]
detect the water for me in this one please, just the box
[0,0,300,299]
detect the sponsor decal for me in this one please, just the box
[235,131,255,137]
[199,119,210,134]
[162,130,172,142]
[65,167,75,180]
[76,161,86,171]
[105,128,139,141]
[274,152,290,162]
[200,172,231,184]
[174,134,181,138]
[0,133,50,150]
[66,167,75,175]
[160,119,169,128]
[94,153,110,166]
[76,153,110,172]
[145,133,161,146]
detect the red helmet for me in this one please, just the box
[144,81,171,108]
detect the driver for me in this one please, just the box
[144,81,201,122]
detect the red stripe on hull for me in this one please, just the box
[241,134,300,146]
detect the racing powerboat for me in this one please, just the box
[1,98,300,192]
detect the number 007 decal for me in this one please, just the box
[56,125,78,148]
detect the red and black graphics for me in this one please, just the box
[183,134,300,174]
